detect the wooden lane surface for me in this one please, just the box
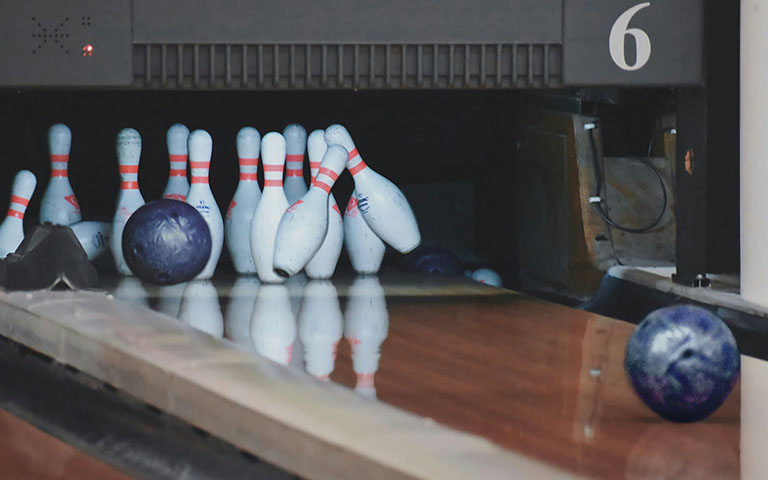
[0,407,130,479]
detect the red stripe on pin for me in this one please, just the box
[318,167,339,181]
[348,161,367,176]
[163,193,186,201]
[314,180,331,193]
[262,164,283,172]
[169,154,188,163]
[191,177,208,184]
[348,148,359,160]
[239,173,258,181]
[264,179,283,187]
[309,161,320,168]
[10,196,29,207]
[119,165,139,174]
[286,170,303,177]
[286,154,304,162]
[189,161,210,169]
[239,157,259,166]
[7,209,24,219]
[169,169,186,176]
[121,181,139,190]
[51,169,68,177]
[50,154,69,162]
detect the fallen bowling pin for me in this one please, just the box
[299,280,343,380]
[186,130,224,280]
[225,127,262,274]
[305,130,344,279]
[110,128,145,275]
[325,124,420,254]
[0,170,36,258]
[273,144,347,278]
[470,268,502,287]
[250,132,289,283]
[282,124,308,204]
[40,124,81,226]
[344,192,385,274]
[162,123,190,201]
[69,221,111,260]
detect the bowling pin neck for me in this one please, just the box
[262,163,283,188]
[190,161,210,186]
[168,153,188,179]
[285,154,304,179]
[49,154,69,178]
[5,195,29,220]
[346,148,368,176]
[238,157,259,182]
[311,167,339,194]
[119,164,139,191]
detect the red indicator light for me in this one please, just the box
[82,44,94,56]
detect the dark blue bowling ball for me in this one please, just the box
[122,199,211,285]
[625,305,740,422]
[403,246,463,275]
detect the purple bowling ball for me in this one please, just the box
[403,246,463,275]
[122,199,211,285]
[625,305,740,422]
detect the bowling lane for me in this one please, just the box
[103,272,741,479]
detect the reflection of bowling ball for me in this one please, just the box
[625,305,740,422]
[122,199,211,285]
[403,246,463,275]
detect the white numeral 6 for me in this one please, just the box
[609,2,652,71]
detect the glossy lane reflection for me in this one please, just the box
[178,280,224,338]
[298,280,342,380]
[251,284,296,366]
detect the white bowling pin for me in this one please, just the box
[282,124,308,204]
[344,192,386,274]
[113,276,150,308]
[251,284,296,365]
[345,276,389,399]
[250,132,289,283]
[273,144,347,278]
[186,130,224,280]
[299,280,342,379]
[110,128,145,275]
[305,130,344,279]
[224,275,261,348]
[471,268,502,287]
[40,124,81,225]
[162,123,190,201]
[69,221,111,259]
[225,127,262,274]
[0,170,36,258]
[178,280,224,338]
[325,124,420,253]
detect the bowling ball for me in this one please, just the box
[122,199,211,285]
[625,305,740,423]
[403,246,463,275]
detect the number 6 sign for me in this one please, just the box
[609,2,651,71]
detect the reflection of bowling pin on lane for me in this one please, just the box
[273,144,347,278]
[178,280,224,338]
[345,275,390,399]
[305,130,344,279]
[69,221,111,259]
[0,171,36,258]
[251,284,296,365]
[40,124,81,226]
[224,275,261,348]
[186,130,224,280]
[110,128,145,275]
[225,127,262,274]
[299,280,343,379]
[156,282,186,318]
[285,272,307,370]
[113,276,150,308]
[325,124,420,254]
[250,132,289,284]
[282,124,308,204]
[162,123,190,201]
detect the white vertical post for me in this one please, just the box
[741,1,768,306]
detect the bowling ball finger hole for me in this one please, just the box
[682,349,694,359]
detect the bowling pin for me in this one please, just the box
[178,280,224,338]
[110,128,145,275]
[162,123,190,201]
[40,124,81,225]
[273,144,347,278]
[325,124,420,253]
[251,284,296,365]
[299,280,342,379]
[186,130,224,280]
[345,276,389,399]
[69,221,111,259]
[225,127,262,274]
[0,170,36,258]
[282,124,308,204]
[305,130,344,279]
[224,275,261,348]
[250,132,289,283]
[471,268,502,287]
[344,193,386,274]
